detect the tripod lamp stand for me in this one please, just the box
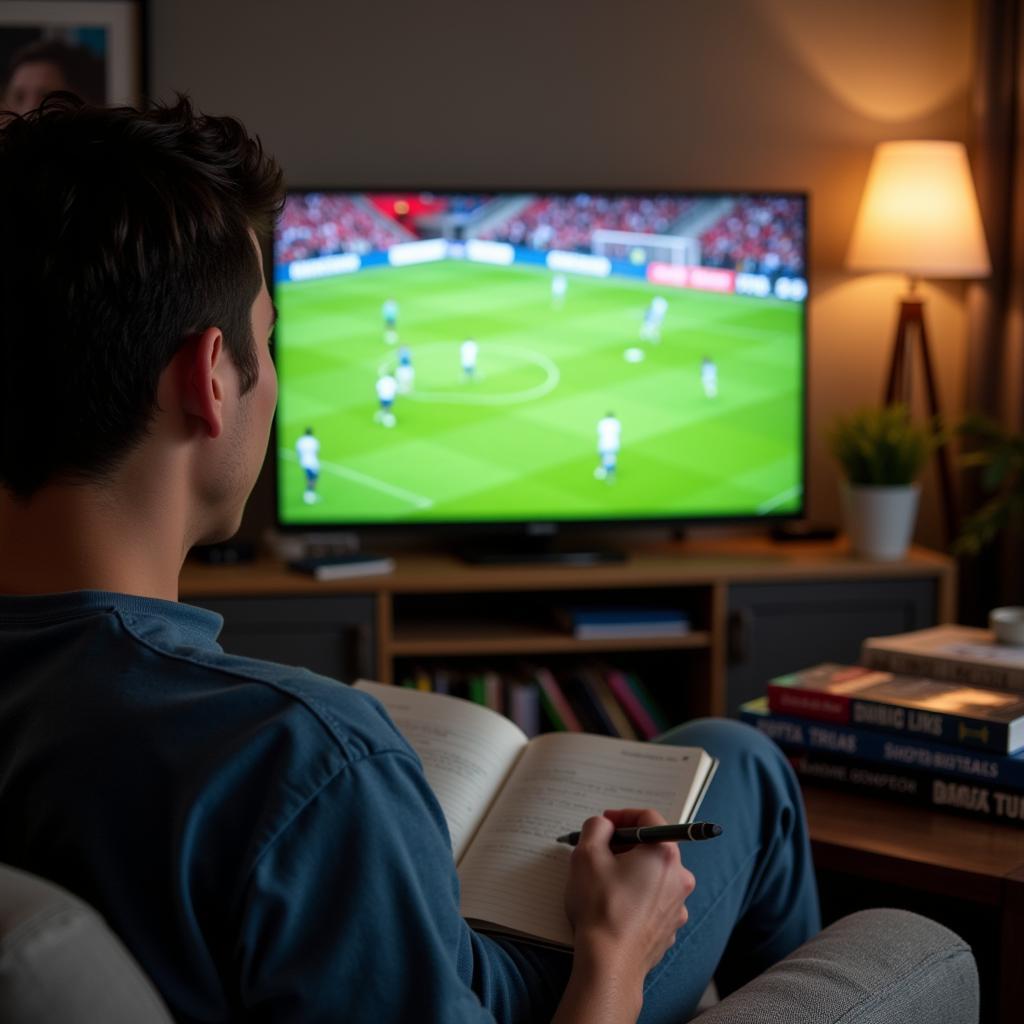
[846,140,991,539]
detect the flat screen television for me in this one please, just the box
[272,189,807,556]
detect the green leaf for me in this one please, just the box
[828,404,938,486]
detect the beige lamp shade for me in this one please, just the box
[846,140,991,278]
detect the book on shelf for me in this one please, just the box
[767,663,1024,755]
[560,673,620,735]
[580,667,640,740]
[286,552,395,580]
[467,674,487,707]
[483,670,503,713]
[784,750,1024,829]
[740,697,1024,792]
[531,666,584,732]
[354,679,718,949]
[605,668,669,740]
[506,679,541,738]
[862,625,1024,692]
[554,606,690,639]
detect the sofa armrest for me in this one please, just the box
[694,908,978,1024]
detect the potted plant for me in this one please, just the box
[828,405,939,560]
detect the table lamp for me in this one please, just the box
[846,140,991,538]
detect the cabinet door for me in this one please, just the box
[725,578,937,716]
[188,596,377,682]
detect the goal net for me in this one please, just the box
[591,229,700,266]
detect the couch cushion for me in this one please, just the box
[0,863,173,1024]
[694,907,978,1024]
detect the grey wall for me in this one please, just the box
[150,0,976,546]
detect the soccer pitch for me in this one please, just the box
[275,260,804,525]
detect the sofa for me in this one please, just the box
[0,861,979,1023]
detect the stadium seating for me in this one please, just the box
[478,194,695,252]
[277,193,411,262]
[699,197,804,275]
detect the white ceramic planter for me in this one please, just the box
[841,482,920,561]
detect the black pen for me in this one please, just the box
[556,821,723,846]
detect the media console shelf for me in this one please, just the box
[179,537,955,717]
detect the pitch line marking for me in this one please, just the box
[757,485,802,514]
[377,343,560,406]
[280,449,433,509]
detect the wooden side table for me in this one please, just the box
[802,787,1024,1024]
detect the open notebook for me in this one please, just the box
[355,680,717,949]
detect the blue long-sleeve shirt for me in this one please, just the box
[0,591,566,1022]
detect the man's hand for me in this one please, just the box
[551,808,696,1024]
[565,808,696,986]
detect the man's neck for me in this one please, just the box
[0,478,189,602]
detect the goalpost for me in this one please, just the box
[591,229,701,266]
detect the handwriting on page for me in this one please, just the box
[394,719,523,859]
[354,683,527,863]
[458,734,699,947]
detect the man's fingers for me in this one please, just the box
[635,808,668,827]
[574,815,615,864]
[602,807,669,827]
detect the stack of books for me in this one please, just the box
[740,626,1024,828]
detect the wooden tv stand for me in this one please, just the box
[179,536,954,718]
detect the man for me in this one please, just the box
[640,295,668,342]
[296,426,321,503]
[461,336,478,380]
[382,296,399,343]
[375,371,398,426]
[0,97,819,1024]
[595,411,622,482]
[396,344,415,393]
[701,355,718,398]
[551,272,568,309]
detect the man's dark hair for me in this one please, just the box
[0,94,284,498]
[6,39,106,105]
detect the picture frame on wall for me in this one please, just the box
[0,1,143,114]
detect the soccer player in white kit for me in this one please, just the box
[375,373,397,427]
[701,355,718,398]
[594,411,621,481]
[295,427,321,504]
[639,295,668,342]
[396,345,414,394]
[460,338,478,381]
[382,297,399,344]
[551,273,567,309]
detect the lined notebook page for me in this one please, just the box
[457,732,711,948]
[354,680,527,862]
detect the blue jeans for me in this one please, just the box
[475,718,821,1023]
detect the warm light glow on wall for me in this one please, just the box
[846,141,990,279]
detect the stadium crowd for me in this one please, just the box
[277,193,409,263]
[276,191,805,277]
[699,197,804,276]
[478,194,694,252]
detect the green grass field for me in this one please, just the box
[275,260,804,525]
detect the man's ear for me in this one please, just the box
[179,327,226,439]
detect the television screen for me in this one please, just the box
[273,190,807,530]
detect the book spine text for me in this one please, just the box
[766,684,1013,754]
[862,648,1024,693]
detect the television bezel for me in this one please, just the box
[269,185,810,538]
